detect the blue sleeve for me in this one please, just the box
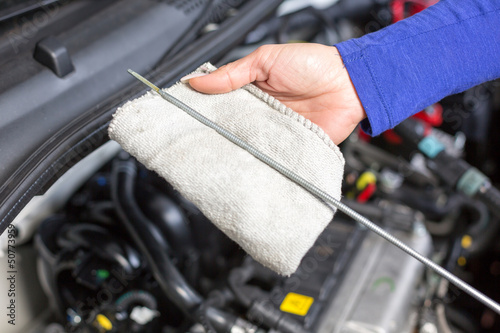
[335,0,500,136]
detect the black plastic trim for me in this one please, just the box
[33,36,74,77]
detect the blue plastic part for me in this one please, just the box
[418,136,445,159]
[457,168,488,197]
[96,176,107,187]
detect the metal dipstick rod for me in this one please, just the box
[128,69,500,315]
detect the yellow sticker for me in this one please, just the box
[280,292,314,316]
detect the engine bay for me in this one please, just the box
[23,145,433,333]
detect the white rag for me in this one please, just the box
[108,63,344,275]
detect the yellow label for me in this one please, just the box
[280,292,314,316]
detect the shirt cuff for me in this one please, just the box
[335,39,392,136]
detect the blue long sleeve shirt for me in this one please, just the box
[335,0,500,136]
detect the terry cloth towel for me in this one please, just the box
[108,63,345,276]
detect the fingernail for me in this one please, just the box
[180,72,208,83]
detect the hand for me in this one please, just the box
[183,43,366,145]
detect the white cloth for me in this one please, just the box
[108,63,344,275]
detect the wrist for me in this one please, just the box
[332,47,367,125]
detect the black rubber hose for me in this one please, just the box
[228,266,255,308]
[445,306,480,333]
[228,262,279,308]
[247,300,310,333]
[393,117,426,145]
[59,223,140,274]
[444,237,463,272]
[460,200,500,256]
[205,307,239,332]
[136,184,195,255]
[343,199,417,231]
[395,118,500,220]
[115,290,157,312]
[476,185,500,220]
[111,155,203,313]
[161,0,216,61]
[204,306,262,332]
[161,0,245,61]
[280,0,387,34]
[385,186,467,221]
[325,0,389,21]
[228,263,309,333]
[136,184,201,286]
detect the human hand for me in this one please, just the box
[182,43,366,145]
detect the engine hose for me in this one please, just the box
[444,306,480,333]
[136,184,196,256]
[196,303,217,333]
[467,217,500,257]
[280,0,387,33]
[115,290,157,312]
[59,223,140,274]
[461,201,500,256]
[394,118,500,220]
[161,0,216,60]
[228,266,255,308]
[205,306,261,333]
[444,237,463,272]
[386,186,467,221]
[247,300,310,333]
[228,264,310,333]
[476,184,500,221]
[442,201,494,268]
[228,262,280,308]
[111,154,203,314]
[160,0,245,61]
[436,279,453,333]
[439,199,497,257]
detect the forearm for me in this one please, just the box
[336,0,500,136]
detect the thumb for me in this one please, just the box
[183,54,263,94]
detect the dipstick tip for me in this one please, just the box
[127,69,160,92]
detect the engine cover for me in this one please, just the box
[316,221,431,333]
[243,215,431,332]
